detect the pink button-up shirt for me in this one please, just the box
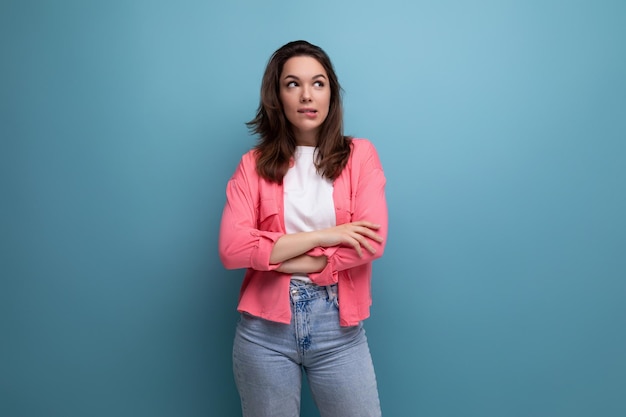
[218,139,387,326]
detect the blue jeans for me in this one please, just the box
[233,281,382,417]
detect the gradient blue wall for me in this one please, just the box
[2,1,625,416]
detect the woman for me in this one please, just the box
[219,40,388,417]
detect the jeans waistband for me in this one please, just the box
[289,280,338,304]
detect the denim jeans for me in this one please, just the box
[233,280,382,417]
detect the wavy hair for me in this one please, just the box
[247,40,351,183]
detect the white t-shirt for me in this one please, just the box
[283,146,336,282]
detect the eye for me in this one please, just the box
[313,80,325,87]
[286,81,298,88]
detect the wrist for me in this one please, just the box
[308,230,322,248]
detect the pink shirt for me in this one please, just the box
[218,139,388,326]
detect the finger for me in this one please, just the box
[350,233,376,256]
[351,230,383,254]
[349,237,363,257]
[354,226,384,242]
[351,221,381,229]
[361,239,376,254]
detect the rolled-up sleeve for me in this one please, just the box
[218,154,283,271]
[308,141,388,285]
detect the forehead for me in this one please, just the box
[281,56,327,77]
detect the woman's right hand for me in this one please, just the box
[314,221,383,258]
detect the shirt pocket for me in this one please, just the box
[257,198,280,231]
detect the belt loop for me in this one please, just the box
[325,285,337,304]
[289,281,298,302]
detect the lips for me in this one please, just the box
[297,108,318,118]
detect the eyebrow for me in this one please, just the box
[283,74,327,80]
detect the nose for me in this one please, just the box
[300,86,312,102]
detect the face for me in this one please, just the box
[279,56,331,146]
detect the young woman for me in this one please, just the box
[219,40,388,417]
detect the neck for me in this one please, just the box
[296,136,317,146]
[294,130,319,147]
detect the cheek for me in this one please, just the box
[318,105,330,124]
[323,93,331,109]
[281,94,298,113]
[321,96,331,116]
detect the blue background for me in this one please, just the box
[1,1,625,416]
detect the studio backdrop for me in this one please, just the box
[2,1,625,416]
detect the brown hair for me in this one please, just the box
[247,40,351,183]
